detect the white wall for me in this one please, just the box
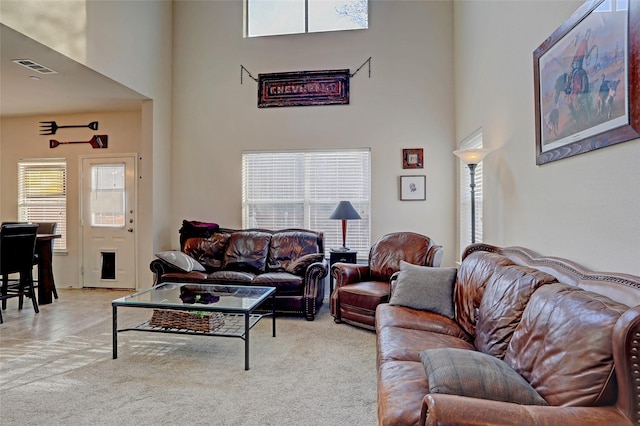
[1,0,173,288]
[454,0,640,275]
[3,0,636,281]
[1,111,141,288]
[171,0,457,264]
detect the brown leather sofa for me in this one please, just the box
[150,223,328,321]
[376,243,640,426]
[331,232,443,330]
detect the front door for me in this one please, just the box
[81,155,137,289]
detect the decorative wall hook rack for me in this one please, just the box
[240,56,372,85]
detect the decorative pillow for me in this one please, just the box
[420,348,548,406]
[285,253,325,275]
[388,261,457,319]
[155,251,205,272]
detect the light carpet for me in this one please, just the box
[0,296,377,425]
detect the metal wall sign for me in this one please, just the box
[258,69,350,108]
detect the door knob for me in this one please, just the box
[127,228,134,232]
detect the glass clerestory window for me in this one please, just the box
[246,0,368,37]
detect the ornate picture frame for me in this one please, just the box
[402,148,424,169]
[400,175,426,201]
[533,0,640,165]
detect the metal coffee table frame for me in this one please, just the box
[112,283,276,370]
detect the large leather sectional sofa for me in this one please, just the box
[150,223,328,320]
[376,243,640,425]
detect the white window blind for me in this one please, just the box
[459,130,484,251]
[242,149,371,256]
[18,159,67,250]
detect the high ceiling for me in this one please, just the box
[1,24,147,118]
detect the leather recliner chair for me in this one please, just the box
[330,232,443,330]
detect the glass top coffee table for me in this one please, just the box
[112,283,276,370]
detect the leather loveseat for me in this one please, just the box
[376,243,640,425]
[150,222,328,321]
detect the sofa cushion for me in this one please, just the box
[375,304,470,341]
[474,265,557,359]
[207,270,255,283]
[223,231,271,273]
[504,283,629,407]
[253,272,303,295]
[155,251,205,272]
[389,262,457,319]
[183,233,230,270]
[339,281,389,311]
[455,252,516,340]
[268,231,321,271]
[285,253,325,276]
[377,360,431,426]
[420,348,548,406]
[377,326,475,364]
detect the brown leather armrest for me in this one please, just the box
[421,394,631,426]
[149,258,180,283]
[331,263,370,288]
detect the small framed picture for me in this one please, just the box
[400,175,426,201]
[402,148,423,169]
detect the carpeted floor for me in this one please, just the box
[0,289,377,425]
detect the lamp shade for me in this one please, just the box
[453,148,492,165]
[329,201,361,220]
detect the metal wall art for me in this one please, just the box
[49,135,108,149]
[257,69,350,108]
[40,120,99,135]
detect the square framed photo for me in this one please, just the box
[402,148,423,169]
[400,175,426,201]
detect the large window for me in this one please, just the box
[242,149,370,256]
[458,130,484,251]
[18,159,67,250]
[246,0,368,37]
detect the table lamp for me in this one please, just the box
[329,201,361,251]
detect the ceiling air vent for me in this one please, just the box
[11,59,58,74]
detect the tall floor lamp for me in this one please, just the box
[329,201,361,251]
[453,148,492,244]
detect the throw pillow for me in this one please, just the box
[420,348,548,406]
[388,261,457,319]
[285,253,325,275]
[155,251,206,272]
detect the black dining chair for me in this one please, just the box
[33,222,59,299]
[0,223,39,324]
